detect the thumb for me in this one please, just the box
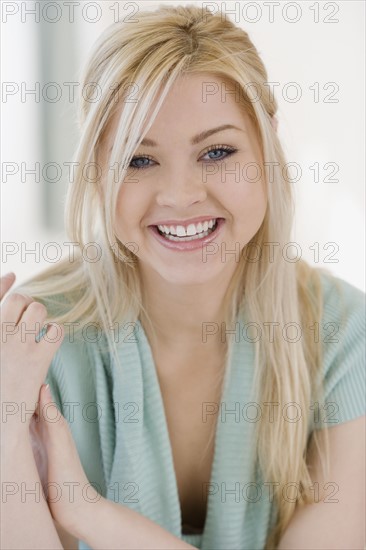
[40,383,56,415]
[0,272,16,301]
[39,384,78,460]
[39,383,91,503]
[39,383,66,436]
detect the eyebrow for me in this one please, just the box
[139,124,245,147]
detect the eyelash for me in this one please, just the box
[128,144,238,170]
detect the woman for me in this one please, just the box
[2,5,365,549]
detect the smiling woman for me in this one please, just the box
[3,4,365,550]
[100,73,267,284]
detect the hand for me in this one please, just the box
[0,272,65,435]
[37,383,103,539]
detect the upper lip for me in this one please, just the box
[149,216,223,227]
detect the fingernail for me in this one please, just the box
[44,384,52,399]
[3,272,15,278]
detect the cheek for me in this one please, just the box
[213,168,267,222]
[114,186,134,237]
[234,185,267,238]
[114,181,151,236]
[212,152,266,197]
[240,178,267,213]
[116,179,136,208]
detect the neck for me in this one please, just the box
[137,264,238,356]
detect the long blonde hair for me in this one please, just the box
[15,4,336,547]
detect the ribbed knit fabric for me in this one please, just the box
[45,271,365,549]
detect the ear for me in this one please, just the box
[270,115,278,133]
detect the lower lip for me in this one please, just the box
[148,219,225,252]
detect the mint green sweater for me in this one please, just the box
[45,271,365,549]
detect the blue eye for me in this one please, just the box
[203,146,237,161]
[129,145,237,170]
[129,156,152,170]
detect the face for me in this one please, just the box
[104,73,267,287]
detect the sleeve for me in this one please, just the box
[44,350,64,416]
[39,292,69,417]
[312,273,366,431]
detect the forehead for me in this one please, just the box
[102,72,251,150]
[145,72,249,133]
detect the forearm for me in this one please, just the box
[276,500,365,549]
[74,496,197,550]
[1,432,63,550]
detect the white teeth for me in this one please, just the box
[186,224,196,236]
[156,218,219,241]
[176,225,186,237]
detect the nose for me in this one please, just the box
[155,171,208,208]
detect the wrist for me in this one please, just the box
[68,489,106,542]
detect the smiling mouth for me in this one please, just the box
[155,218,220,242]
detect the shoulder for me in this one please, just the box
[312,269,365,429]
[318,268,365,322]
[317,269,365,360]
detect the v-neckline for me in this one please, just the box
[135,318,238,542]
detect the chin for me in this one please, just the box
[156,263,226,287]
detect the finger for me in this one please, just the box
[0,273,16,301]
[34,386,42,418]
[36,322,65,360]
[19,300,48,342]
[40,383,53,408]
[1,292,35,325]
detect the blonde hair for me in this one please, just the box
[16,4,337,547]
